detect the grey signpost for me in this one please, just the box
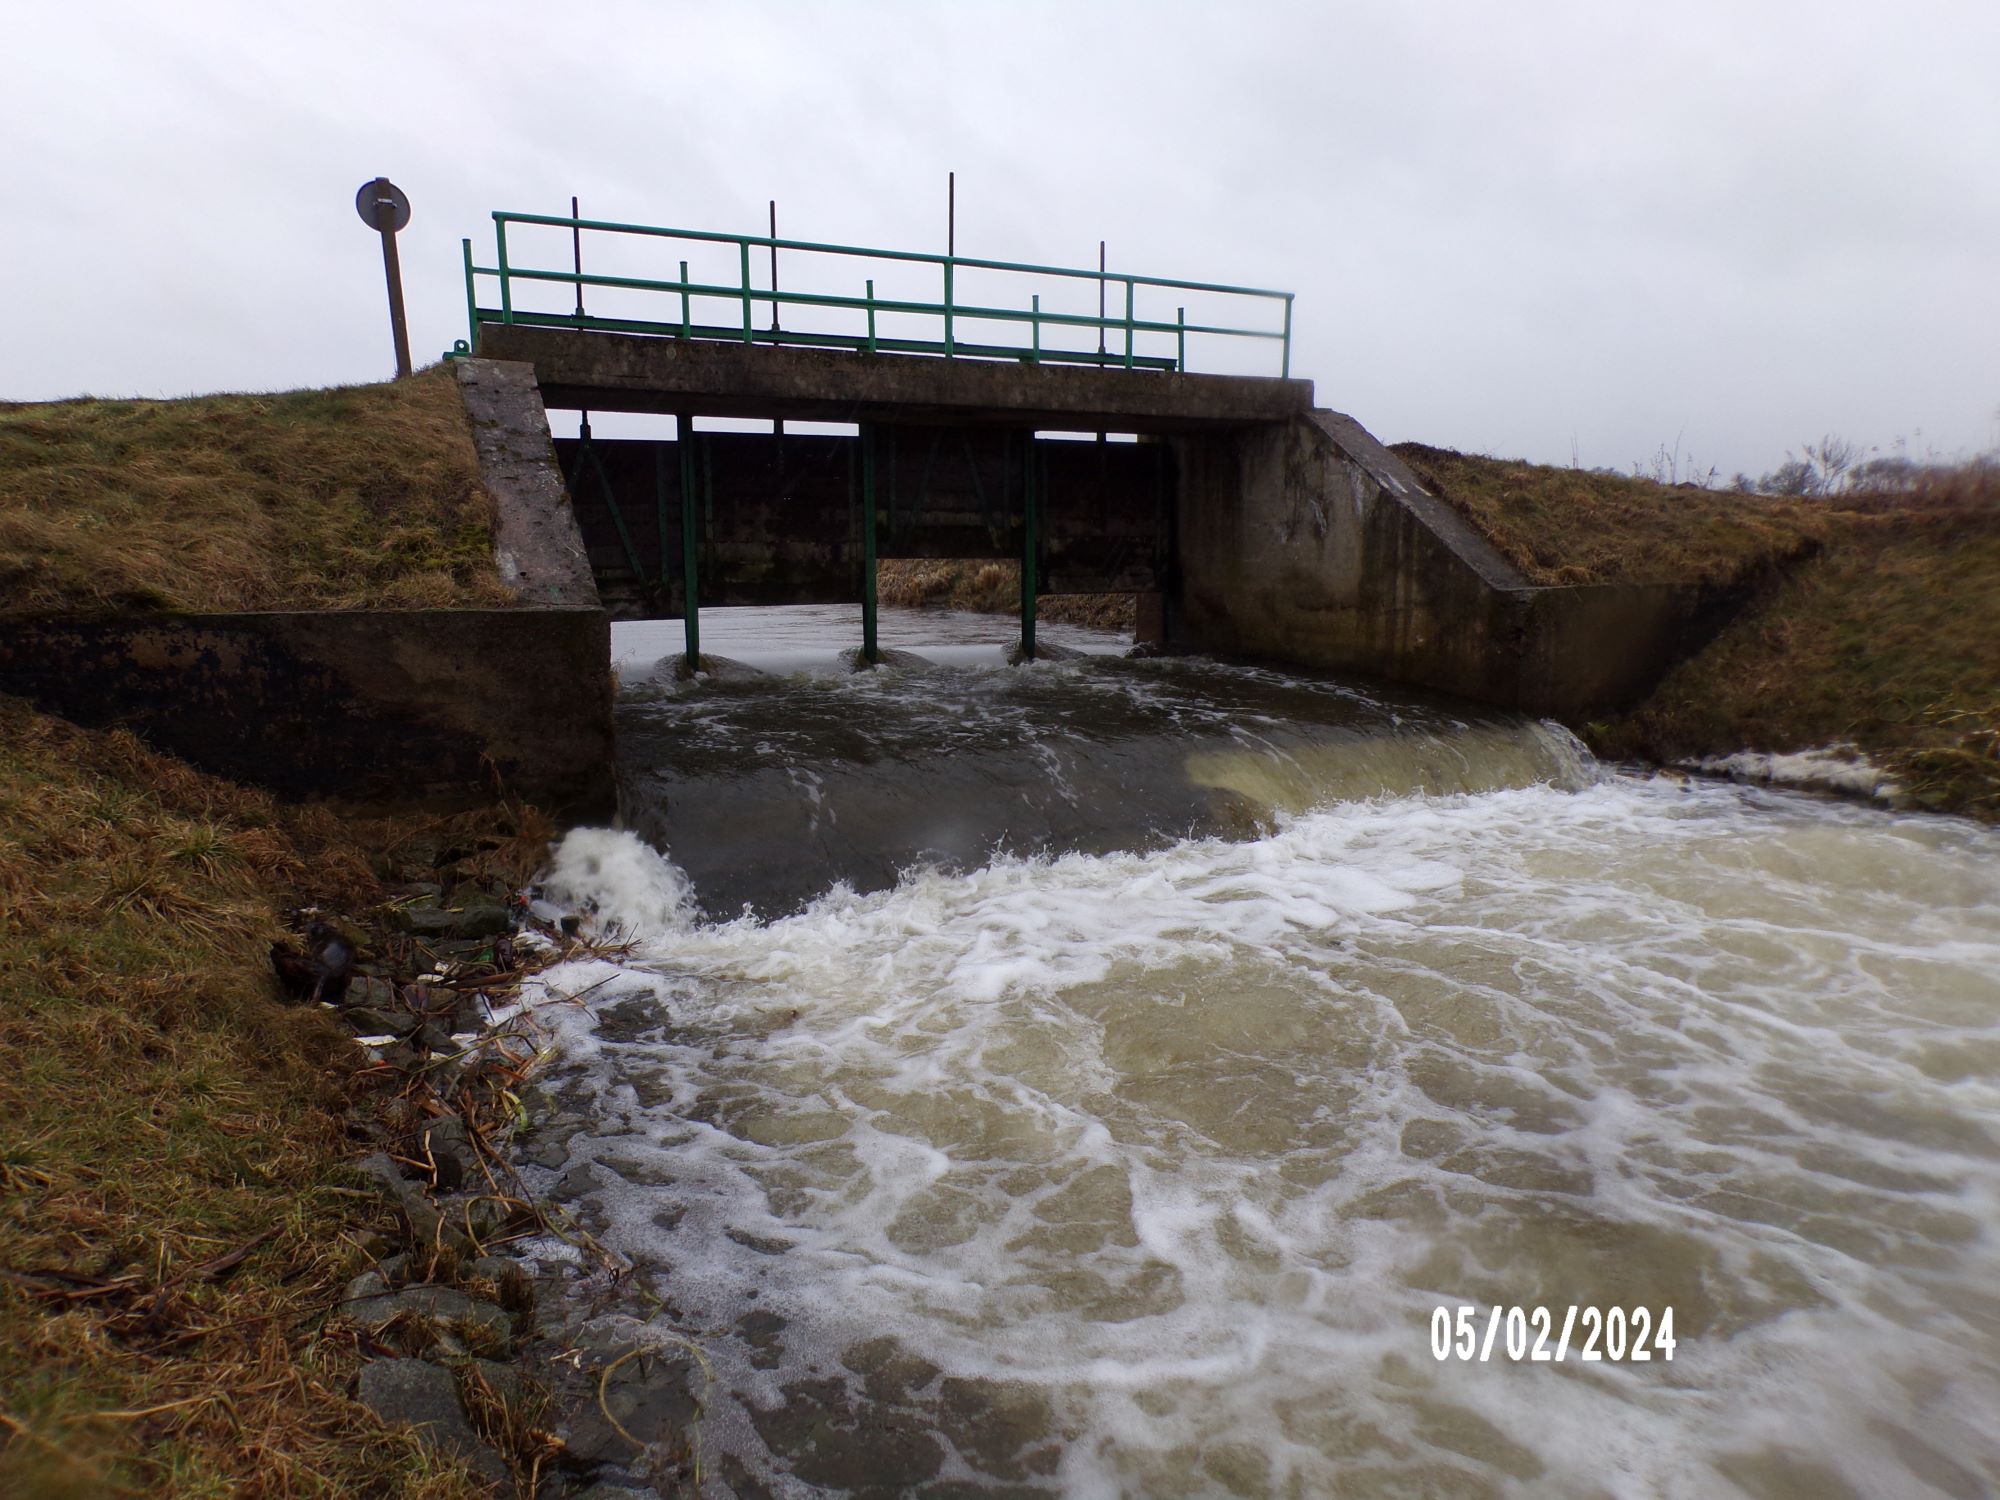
[356,177,413,378]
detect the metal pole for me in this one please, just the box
[1020,434,1038,661]
[461,237,478,352]
[679,416,700,671]
[572,196,589,430]
[945,172,955,358]
[861,424,879,665]
[866,278,876,353]
[769,199,780,332]
[373,178,412,378]
[1098,241,1106,356]
[680,259,691,339]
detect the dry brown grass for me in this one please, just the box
[1393,443,1827,587]
[877,557,1136,634]
[0,367,517,615]
[0,695,498,1496]
[1590,468,2000,818]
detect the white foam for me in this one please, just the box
[514,777,2000,1496]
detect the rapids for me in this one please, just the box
[510,607,2000,1498]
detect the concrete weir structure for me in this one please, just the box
[476,322,1728,718]
[0,362,615,817]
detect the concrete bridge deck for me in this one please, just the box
[473,324,1313,433]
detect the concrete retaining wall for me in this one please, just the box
[0,609,614,816]
[0,361,616,818]
[1171,410,1746,717]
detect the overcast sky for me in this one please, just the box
[4,1,1996,478]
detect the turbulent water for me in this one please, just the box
[513,607,2000,1499]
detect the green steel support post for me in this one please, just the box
[944,260,954,356]
[678,420,700,671]
[1177,307,1186,372]
[1124,279,1135,368]
[865,279,876,353]
[496,219,513,324]
[680,260,690,338]
[1031,294,1041,363]
[1021,436,1038,662]
[861,424,879,665]
[1282,295,1294,378]
[461,238,478,351]
[739,241,753,343]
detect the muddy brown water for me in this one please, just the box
[510,606,2000,1498]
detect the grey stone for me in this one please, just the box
[400,903,515,941]
[345,1270,390,1302]
[342,1285,514,1355]
[356,1358,510,1486]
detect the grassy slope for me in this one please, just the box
[0,696,488,1497]
[1391,443,1826,587]
[0,367,515,614]
[1401,445,2000,817]
[877,557,1137,633]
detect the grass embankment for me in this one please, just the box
[1400,446,2000,818]
[0,367,515,614]
[0,694,528,1496]
[877,557,1136,633]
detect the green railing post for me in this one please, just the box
[943,259,954,356]
[1020,435,1038,661]
[1124,278,1135,369]
[865,279,876,353]
[678,419,700,671]
[1031,294,1041,363]
[861,424,879,665]
[680,259,690,339]
[1282,294,1294,378]
[1177,306,1186,372]
[495,219,513,324]
[461,238,478,351]
[739,240,753,343]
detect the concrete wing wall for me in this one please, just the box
[1171,410,1750,717]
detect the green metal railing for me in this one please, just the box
[459,210,1295,377]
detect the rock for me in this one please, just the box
[414,1020,458,1057]
[342,1285,515,1356]
[459,1356,528,1414]
[400,904,514,941]
[356,1358,510,1486]
[346,1270,391,1302]
[342,975,403,1012]
[345,1006,421,1039]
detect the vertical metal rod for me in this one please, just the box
[739,240,753,343]
[948,171,955,257]
[866,278,876,353]
[1097,241,1106,356]
[461,238,478,352]
[570,195,585,318]
[1124,279,1135,369]
[769,200,780,332]
[679,417,700,671]
[1020,434,1038,661]
[680,259,690,338]
[496,218,513,324]
[944,260,954,357]
[861,424,879,665]
[1177,306,1186,372]
[1031,294,1041,363]
[1282,294,1294,378]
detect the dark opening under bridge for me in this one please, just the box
[458,207,1725,717]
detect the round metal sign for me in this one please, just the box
[355,178,411,233]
